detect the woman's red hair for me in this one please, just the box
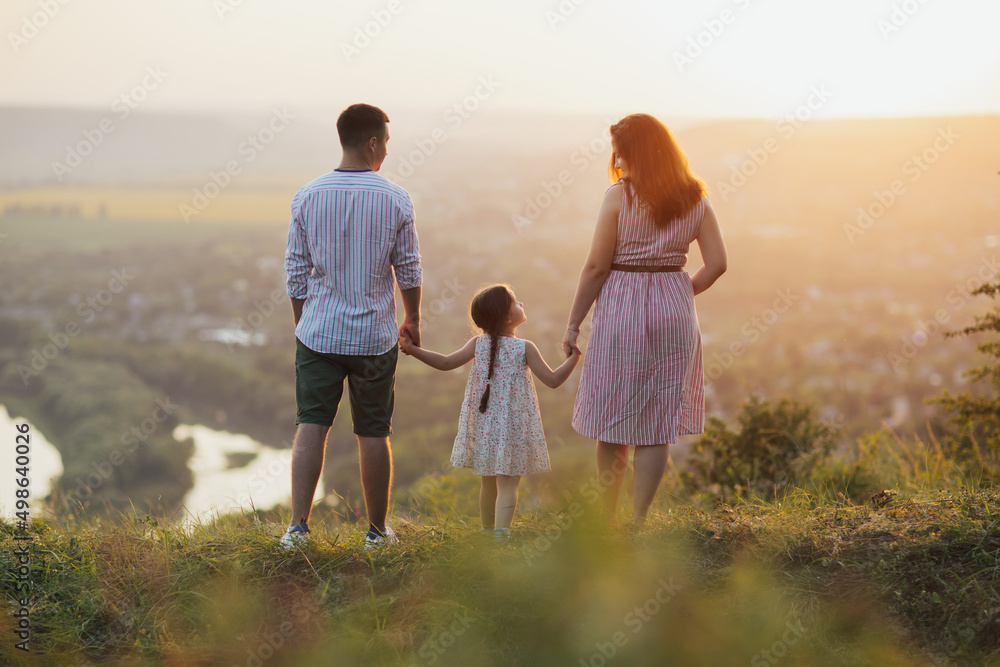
[608,114,706,226]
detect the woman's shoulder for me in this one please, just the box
[605,179,627,195]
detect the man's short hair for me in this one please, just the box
[337,104,389,149]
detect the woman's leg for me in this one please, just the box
[632,444,668,523]
[479,476,497,529]
[494,475,521,529]
[597,441,629,520]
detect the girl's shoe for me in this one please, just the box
[364,525,399,551]
[494,527,510,543]
[280,519,310,549]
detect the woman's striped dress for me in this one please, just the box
[572,180,707,446]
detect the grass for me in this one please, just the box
[2,479,1000,666]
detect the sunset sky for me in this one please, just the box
[2,0,999,120]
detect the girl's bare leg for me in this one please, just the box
[479,476,497,529]
[494,475,521,529]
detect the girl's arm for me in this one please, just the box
[399,333,477,371]
[525,340,581,388]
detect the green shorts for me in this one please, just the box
[294,338,397,437]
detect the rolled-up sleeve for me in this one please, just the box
[391,199,422,290]
[284,203,312,299]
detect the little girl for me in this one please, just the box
[399,284,581,541]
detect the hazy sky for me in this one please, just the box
[3,0,999,120]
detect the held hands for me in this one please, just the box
[398,329,417,356]
[562,327,583,358]
[398,318,420,353]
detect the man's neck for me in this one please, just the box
[338,150,373,171]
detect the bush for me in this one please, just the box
[682,396,840,502]
[931,280,1000,481]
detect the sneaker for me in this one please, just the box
[280,518,310,549]
[494,527,510,543]
[363,525,398,551]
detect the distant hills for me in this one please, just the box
[1,106,996,240]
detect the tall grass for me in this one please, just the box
[2,432,1000,666]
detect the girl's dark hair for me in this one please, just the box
[607,113,706,226]
[469,284,515,413]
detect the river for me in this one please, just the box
[0,405,63,519]
[0,404,317,523]
[174,423,321,524]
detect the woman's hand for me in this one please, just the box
[562,328,582,357]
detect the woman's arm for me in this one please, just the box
[563,185,622,355]
[525,340,581,389]
[690,199,727,296]
[399,334,476,371]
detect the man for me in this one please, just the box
[281,103,422,550]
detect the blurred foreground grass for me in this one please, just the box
[2,483,1000,666]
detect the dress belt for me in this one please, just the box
[610,264,683,273]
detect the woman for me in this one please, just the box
[563,113,727,525]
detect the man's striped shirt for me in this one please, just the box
[285,169,422,355]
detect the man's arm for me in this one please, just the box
[284,201,312,328]
[398,286,421,349]
[392,197,423,347]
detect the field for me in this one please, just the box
[2,110,1000,665]
[3,468,1000,665]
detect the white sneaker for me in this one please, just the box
[280,519,310,549]
[363,525,398,551]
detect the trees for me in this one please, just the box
[932,280,1000,476]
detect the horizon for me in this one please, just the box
[4,102,1000,124]
[4,1,1000,121]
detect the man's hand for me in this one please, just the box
[399,317,420,350]
[290,298,305,327]
[398,330,416,356]
[399,285,422,350]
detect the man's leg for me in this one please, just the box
[358,435,392,533]
[348,346,398,535]
[290,423,331,524]
[291,337,345,528]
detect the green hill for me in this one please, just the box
[2,482,999,666]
